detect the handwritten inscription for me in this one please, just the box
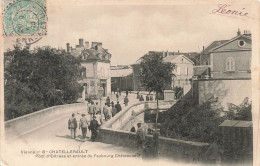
[211,4,250,18]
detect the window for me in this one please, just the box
[185,67,188,75]
[204,59,209,65]
[238,40,246,47]
[226,57,235,71]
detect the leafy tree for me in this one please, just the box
[140,52,175,128]
[160,91,225,143]
[4,46,83,120]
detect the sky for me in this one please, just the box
[4,1,255,65]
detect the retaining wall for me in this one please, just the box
[98,127,209,161]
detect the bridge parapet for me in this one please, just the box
[5,103,88,140]
[102,100,176,130]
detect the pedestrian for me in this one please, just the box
[103,103,109,121]
[152,129,159,158]
[88,101,95,118]
[124,95,129,107]
[146,94,149,101]
[126,90,128,96]
[112,104,117,117]
[116,93,119,101]
[107,104,112,120]
[79,114,88,139]
[89,116,100,142]
[139,95,144,102]
[205,140,223,164]
[136,123,147,155]
[95,111,102,125]
[137,91,140,99]
[106,96,110,107]
[150,95,153,101]
[68,113,77,139]
[111,101,114,108]
[95,102,100,115]
[115,101,122,113]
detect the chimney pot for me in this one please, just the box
[79,38,84,47]
[66,43,70,52]
[237,28,241,36]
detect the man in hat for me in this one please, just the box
[79,114,88,139]
[88,101,95,119]
[89,116,100,142]
[124,95,129,107]
[68,113,77,139]
[115,101,122,114]
[136,122,147,154]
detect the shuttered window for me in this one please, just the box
[226,57,235,71]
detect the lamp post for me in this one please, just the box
[97,86,104,123]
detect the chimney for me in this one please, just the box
[237,28,241,36]
[92,42,98,49]
[84,41,89,49]
[79,38,84,47]
[66,43,70,52]
[97,42,102,50]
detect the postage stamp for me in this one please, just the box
[3,0,47,36]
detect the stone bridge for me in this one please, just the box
[3,101,210,166]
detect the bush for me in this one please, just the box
[160,91,225,143]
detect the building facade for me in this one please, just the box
[67,38,111,98]
[199,29,251,79]
[131,51,195,95]
[164,54,194,95]
[194,29,252,109]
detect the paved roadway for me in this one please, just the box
[1,92,198,166]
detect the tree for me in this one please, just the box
[4,46,83,120]
[140,52,175,128]
[160,91,225,143]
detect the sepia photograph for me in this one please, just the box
[0,0,259,166]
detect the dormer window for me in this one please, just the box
[238,40,245,47]
[226,57,235,71]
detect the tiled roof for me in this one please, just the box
[202,40,229,54]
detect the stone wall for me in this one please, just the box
[197,79,251,110]
[5,103,87,139]
[98,127,209,161]
[102,101,174,130]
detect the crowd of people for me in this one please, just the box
[136,91,154,102]
[67,97,125,141]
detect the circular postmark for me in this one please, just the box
[3,0,47,36]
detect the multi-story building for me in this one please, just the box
[198,29,251,79]
[163,54,194,95]
[67,39,111,98]
[131,51,195,95]
[193,29,252,109]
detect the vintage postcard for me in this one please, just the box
[0,0,259,166]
